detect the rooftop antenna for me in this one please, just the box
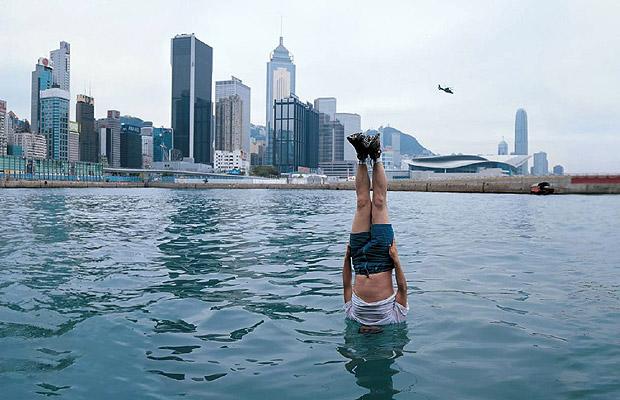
[280,16,283,37]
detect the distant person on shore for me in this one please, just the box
[342,133,408,330]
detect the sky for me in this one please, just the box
[1,0,619,172]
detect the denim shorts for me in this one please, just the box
[350,224,394,275]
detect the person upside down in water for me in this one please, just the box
[343,132,409,331]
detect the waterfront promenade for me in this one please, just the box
[1,175,619,194]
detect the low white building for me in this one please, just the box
[213,150,249,173]
[15,132,47,159]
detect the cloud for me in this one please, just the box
[0,0,618,172]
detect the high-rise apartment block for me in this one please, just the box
[216,76,250,156]
[215,95,243,153]
[171,34,213,164]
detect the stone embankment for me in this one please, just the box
[2,175,619,194]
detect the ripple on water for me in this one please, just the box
[0,189,619,399]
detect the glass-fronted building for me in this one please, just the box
[514,108,528,174]
[0,155,103,181]
[407,154,530,176]
[273,96,319,173]
[120,123,143,168]
[171,34,213,164]
[153,127,174,162]
[30,58,53,134]
[77,94,97,162]
[266,36,296,165]
[40,88,70,160]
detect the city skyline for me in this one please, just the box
[1,1,619,172]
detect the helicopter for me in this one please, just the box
[438,84,454,94]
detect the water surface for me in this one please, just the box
[0,189,619,399]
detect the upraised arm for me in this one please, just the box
[342,244,352,303]
[390,240,408,307]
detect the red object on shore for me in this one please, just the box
[571,176,620,184]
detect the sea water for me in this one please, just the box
[0,189,618,399]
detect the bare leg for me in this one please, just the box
[371,161,389,224]
[351,164,372,233]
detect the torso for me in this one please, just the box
[353,270,394,302]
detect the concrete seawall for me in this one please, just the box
[1,175,619,194]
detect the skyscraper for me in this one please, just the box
[40,88,70,160]
[498,137,508,155]
[318,113,344,163]
[314,98,337,120]
[97,110,121,166]
[120,123,142,168]
[335,113,361,162]
[215,76,250,156]
[76,94,97,162]
[266,36,296,164]
[215,95,243,152]
[50,41,70,92]
[171,34,213,164]
[30,57,53,134]
[272,96,318,172]
[514,108,528,174]
[532,151,549,176]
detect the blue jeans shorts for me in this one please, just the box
[349,224,395,276]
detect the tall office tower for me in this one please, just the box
[40,88,70,160]
[68,121,80,162]
[532,151,549,176]
[266,36,296,163]
[335,113,361,161]
[314,98,337,120]
[318,113,344,163]
[171,34,213,164]
[216,76,251,155]
[514,108,528,174]
[76,95,97,162]
[498,137,508,155]
[97,110,121,166]
[272,96,319,172]
[120,123,143,168]
[0,100,6,156]
[215,95,243,152]
[50,41,70,92]
[31,57,54,133]
[152,127,174,162]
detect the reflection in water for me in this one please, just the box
[338,320,410,399]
